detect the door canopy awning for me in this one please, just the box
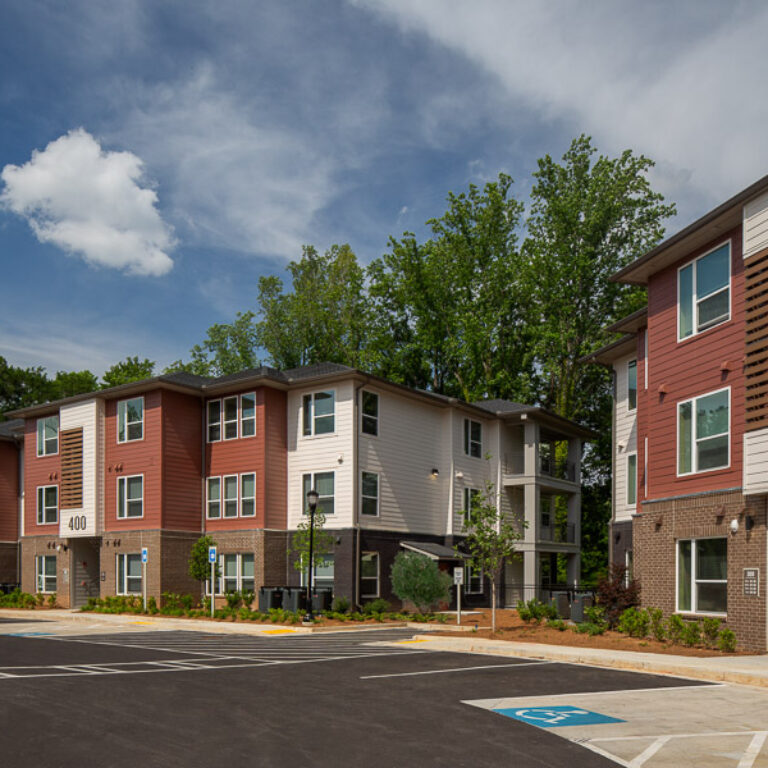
[399,541,468,561]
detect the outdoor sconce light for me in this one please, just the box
[730,518,739,534]
[455,471,464,480]
[431,468,439,477]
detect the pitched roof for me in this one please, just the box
[0,418,24,441]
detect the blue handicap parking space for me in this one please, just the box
[8,632,54,637]
[493,705,625,728]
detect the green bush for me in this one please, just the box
[648,608,666,642]
[680,620,701,647]
[147,596,159,614]
[516,599,556,623]
[390,552,451,613]
[35,592,45,607]
[717,628,737,652]
[362,598,390,615]
[331,595,351,613]
[702,618,721,649]
[575,621,606,636]
[46,593,57,608]
[667,614,685,644]
[225,591,242,610]
[241,590,255,609]
[617,607,650,638]
[547,618,567,631]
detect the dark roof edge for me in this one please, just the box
[580,334,637,367]
[604,306,648,334]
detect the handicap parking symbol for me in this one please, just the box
[493,705,625,728]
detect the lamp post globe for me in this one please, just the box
[303,489,319,623]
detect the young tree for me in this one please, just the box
[101,356,155,388]
[290,511,335,586]
[188,535,219,599]
[390,551,452,614]
[460,481,525,633]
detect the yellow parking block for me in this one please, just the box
[396,637,433,644]
[262,629,298,635]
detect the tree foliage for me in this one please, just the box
[188,535,219,588]
[101,356,155,388]
[290,510,335,575]
[390,551,451,613]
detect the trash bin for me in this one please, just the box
[311,587,333,612]
[570,592,593,623]
[258,587,284,612]
[282,586,307,613]
[551,591,570,619]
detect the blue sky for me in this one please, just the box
[1,0,767,376]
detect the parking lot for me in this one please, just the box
[0,616,766,767]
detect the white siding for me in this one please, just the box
[743,428,768,494]
[287,381,354,530]
[58,399,103,537]
[358,386,451,535]
[743,191,768,259]
[614,354,638,522]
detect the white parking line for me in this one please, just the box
[361,661,552,679]
[628,736,670,767]
[738,732,768,768]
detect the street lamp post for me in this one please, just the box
[303,489,319,624]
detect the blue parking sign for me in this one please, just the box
[141,547,148,563]
[208,546,217,563]
[493,706,624,728]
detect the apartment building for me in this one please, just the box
[590,175,768,651]
[3,364,591,609]
[0,419,22,586]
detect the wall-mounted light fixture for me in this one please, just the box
[455,471,464,480]
[730,518,739,534]
[431,468,439,478]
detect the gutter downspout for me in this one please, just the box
[352,377,370,609]
[17,437,23,586]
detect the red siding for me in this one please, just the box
[0,441,19,541]
[264,387,287,529]
[23,415,61,536]
[104,390,163,531]
[161,390,204,531]
[641,226,744,503]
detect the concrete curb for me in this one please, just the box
[408,634,768,689]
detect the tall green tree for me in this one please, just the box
[50,370,99,399]
[368,175,535,401]
[101,356,155,388]
[0,357,52,417]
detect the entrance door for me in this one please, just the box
[70,538,101,607]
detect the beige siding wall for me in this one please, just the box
[743,428,768,494]
[743,191,768,259]
[614,353,638,523]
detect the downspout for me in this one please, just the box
[16,437,23,586]
[352,377,370,609]
[610,367,617,567]
[447,408,454,540]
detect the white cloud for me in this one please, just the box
[1,128,175,276]
[353,0,768,224]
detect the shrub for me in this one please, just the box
[718,628,737,653]
[225,591,242,610]
[331,595,351,614]
[35,593,45,607]
[575,621,606,636]
[648,608,666,642]
[390,552,451,613]
[516,599,556,623]
[702,618,721,649]
[362,599,390,615]
[617,607,650,638]
[547,618,567,631]
[180,594,195,611]
[241,590,255,609]
[516,600,532,622]
[595,564,640,629]
[667,614,685,644]
[46,593,57,609]
[147,596,159,614]
[680,620,701,647]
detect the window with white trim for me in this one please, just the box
[677,538,727,615]
[207,477,221,519]
[117,397,144,443]
[678,242,730,339]
[464,419,482,458]
[302,391,335,436]
[626,454,637,506]
[240,393,256,438]
[223,396,238,440]
[36,555,56,593]
[464,565,483,595]
[302,472,334,515]
[301,554,334,589]
[207,400,221,442]
[361,471,379,516]
[208,553,255,594]
[117,475,143,518]
[361,391,378,436]
[241,473,256,517]
[116,554,142,595]
[361,552,379,598]
[37,485,58,525]
[463,487,481,522]
[223,474,238,517]
[678,388,729,474]
[36,416,58,456]
[627,360,637,411]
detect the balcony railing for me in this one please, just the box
[539,522,576,544]
[539,455,576,482]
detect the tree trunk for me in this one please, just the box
[491,580,496,633]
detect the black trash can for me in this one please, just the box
[282,587,307,613]
[311,587,333,612]
[551,591,570,619]
[570,592,593,623]
[258,587,284,612]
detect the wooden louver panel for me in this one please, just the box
[745,247,768,430]
[60,428,84,509]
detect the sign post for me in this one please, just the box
[208,546,217,617]
[453,567,464,625]
[141,547,148,613]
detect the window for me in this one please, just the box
[223,396,238,440]
[302,472,334,515]
[207,400,221,442]
[678,538,727,614]
[361,553,379,598]
[463,487,481,521]
[678,388,729,474]
[302,391,335,436]
[241,393,256,438]
[361,471,379,516]
[117,554,142,595]
[241,473,256,517]
[36,416,58,456]
[117,397,143,442]
[464,419,482,458]
[626,454,637,506]
[117,475,143,518]
[210,553,255,594]
[361,391,378,436]
[464,565,483,595]
[207,477,221,519]
[36,556,56,593]
[36,485,58,525]
[678,242,730,339]
[301,554,334,589]
[627,360,637,411]
[223,475,238,517]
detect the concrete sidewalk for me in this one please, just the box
[405,633,768,689]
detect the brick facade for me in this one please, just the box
[0,541,18,586]
[634,489,767,651]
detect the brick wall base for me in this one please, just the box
[0,541,18,586]
[634,490,767,652]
